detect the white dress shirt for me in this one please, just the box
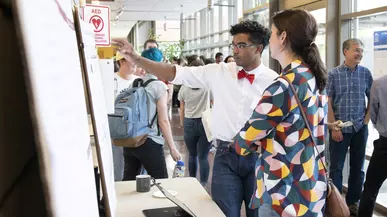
[172,62,278,142]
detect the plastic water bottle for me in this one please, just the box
[172,160,185,178]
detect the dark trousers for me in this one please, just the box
[123,138,168,180]
[329,125,368,205]
[358,136,387,217]
[184,118,211,184]
[211,140,258,217]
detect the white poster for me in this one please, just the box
[82,5,111,47]
[14,0,99,216]
[373,30,387,78]
[99,59,115,114]
[79,20,117,217]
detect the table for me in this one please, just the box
[115,177,225,217]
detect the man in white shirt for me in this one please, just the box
[113,20,278,217]
[113,52,139,181]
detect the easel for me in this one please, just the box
[73,5,116,217]
[0,0,116,216]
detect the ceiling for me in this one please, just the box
[94,0,208,38]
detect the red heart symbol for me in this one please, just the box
[92,18,101,30]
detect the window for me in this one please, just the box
[221,0,229,31]
[244,9,270,66]
[351,0,386,12]
[245,8,269,28]
[351,12,387,74]
[340,7,387,211]
[310,8,326,64]
[349,12,387,156]
[213,6,219,33]
[237,0,243,20]
[196,12,201,37]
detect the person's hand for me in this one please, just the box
[170,148,181,162]
[331,130,343,142]
[364,117,370,125]
[328,121,342,131]
[112,38,138,61]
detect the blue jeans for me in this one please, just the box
[258,204,280,217]
[184,118,211,184]
[329,124,368,205]
[211,140,258,217]
[112,144,124,181]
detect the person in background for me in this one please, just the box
[134,66,146,77]
[204,58,216,65]
[178,59,213,186]
[224,55,235,63]
[122,48,181,181]
[199,55,206,63]
[171,56,178,64]
[115,52,139,95]
[234,9,328,216]
[215,52,223,64]
[144,39,159,50]
[143,38,174,120]
[112,51,139,181]
[113,19,278,217]
[327,38,373,216]
[358,75,387,217]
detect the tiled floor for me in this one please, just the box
[162,108,386,217]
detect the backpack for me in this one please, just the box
[108,78,158,147]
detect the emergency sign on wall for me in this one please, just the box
[83,5,111,47]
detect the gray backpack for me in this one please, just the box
[108,78,158,147]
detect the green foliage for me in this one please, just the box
[159,39,185,61]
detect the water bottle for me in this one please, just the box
[172,160,185,178]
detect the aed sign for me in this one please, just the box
[83,5,110,46]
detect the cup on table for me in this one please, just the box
[136,175,151,192]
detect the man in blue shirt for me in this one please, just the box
[358,75,387,217]
[327,38,373,216]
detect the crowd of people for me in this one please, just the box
[110,8,386,217]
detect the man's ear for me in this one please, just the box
[255,44,263,54]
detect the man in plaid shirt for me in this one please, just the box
[327,38,373,216]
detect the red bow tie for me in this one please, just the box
[237,69,255,84]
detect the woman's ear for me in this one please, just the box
[280,31,287,46]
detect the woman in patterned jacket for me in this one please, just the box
[234,9,329,217]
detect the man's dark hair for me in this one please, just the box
[143,39,159,49]
[229,20,270,53]
[215,52,223,59]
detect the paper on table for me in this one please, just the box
[14,0,99,216]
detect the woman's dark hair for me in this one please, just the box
[229,20,270,54]
[199,55,206,62]
[204,58,216,65]
[189,59,205,67]
[272,9,327,91]
[224,55,234,63]
[186,55,199,65]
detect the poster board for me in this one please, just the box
[73,6,117,217]
[11,0,99,216]
[373,30,387,78]
[99,59,115,114]
[0,3,47,216]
